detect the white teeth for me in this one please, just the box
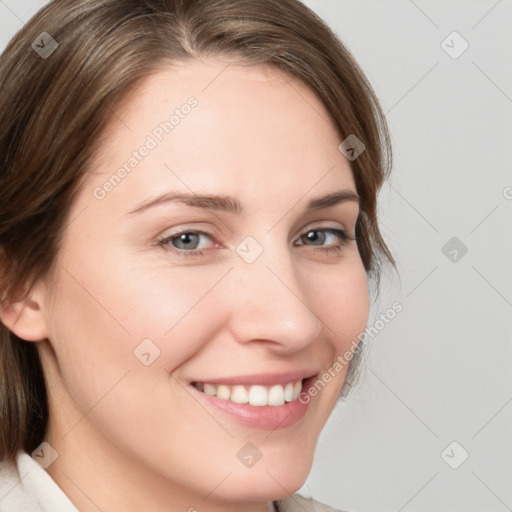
[194,379,304,406]
[216,385,231,400]
[203,383,217,395]
[284,382,294,402]
[293,380,302,399]
[268,384,285,406]
[248,385,268,406]
[230,385,249,404]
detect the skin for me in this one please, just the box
[1,59,369,512]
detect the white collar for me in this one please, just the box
[0,451,78,512]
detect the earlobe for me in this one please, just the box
[0,286,50,342]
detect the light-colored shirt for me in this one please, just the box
[0,451,345,511]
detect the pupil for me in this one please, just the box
[177,233,197,248]
[306,230,324,245]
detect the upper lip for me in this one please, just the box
[190,369,319,387]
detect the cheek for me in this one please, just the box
[46,245,230,412]
[305,255,369,353]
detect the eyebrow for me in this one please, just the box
[124,189,360,217]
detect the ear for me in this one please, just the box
[0,282,50,342]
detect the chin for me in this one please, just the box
[214,450,315,503]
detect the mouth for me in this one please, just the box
[191,378,307,406]
[188,373,318,430]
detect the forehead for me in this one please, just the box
[83,59,355,212]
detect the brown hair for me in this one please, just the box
[0,0,394,466]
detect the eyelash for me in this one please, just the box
[156,227,357,259]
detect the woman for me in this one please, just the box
[0,0,394,510]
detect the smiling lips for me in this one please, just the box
[192,380,303,406]
[189,372,318,429]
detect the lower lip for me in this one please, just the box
[189,377,316,431]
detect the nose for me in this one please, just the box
[225,243,323,353]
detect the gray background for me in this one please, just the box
[1,1,511,511]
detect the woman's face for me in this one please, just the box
[34,60,369,510]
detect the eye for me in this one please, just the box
[295,227,356,254]
[296,228,346,246]
[157,230,215,258]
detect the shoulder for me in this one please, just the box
[274,493,349,512]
